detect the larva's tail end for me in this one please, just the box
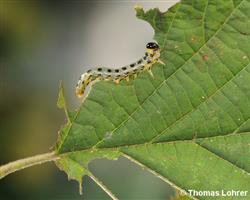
[75,72,91,98]
[75,87,85,98]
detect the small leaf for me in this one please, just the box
[57,81,66,109]
[57,80,69,119]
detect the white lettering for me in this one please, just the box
[187,189,248,197]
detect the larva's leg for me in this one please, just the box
[125,76,130,82]
[148,69,154,78]
[130,73,137,80]
[114,79,120,84]
[106,75,112,81]
[157,59,165,65]
[96,75,102,80]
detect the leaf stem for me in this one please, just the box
[88,172,119,200]
[0,151,59,179]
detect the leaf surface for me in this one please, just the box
[55,1,250,199]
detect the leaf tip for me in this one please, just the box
[56,80,71,123]
[134,3,144,17]
[134,3,142,10]
[57,80,66,109]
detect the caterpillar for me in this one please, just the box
[75,42,164,98]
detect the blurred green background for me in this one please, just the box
[0,1,179,199]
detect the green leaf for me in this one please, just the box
[55,0,250,199]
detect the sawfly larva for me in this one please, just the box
[75,42,164,98]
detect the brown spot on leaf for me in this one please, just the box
[240,31,250,36]
[202,54,209,61]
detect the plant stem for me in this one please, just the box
[0,151,59,179]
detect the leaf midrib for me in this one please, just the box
[60,131,250,176]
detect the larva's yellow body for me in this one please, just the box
[75,42,164,98]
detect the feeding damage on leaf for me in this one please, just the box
[55,82,121,195]
[55,149,121,195]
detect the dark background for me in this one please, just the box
[0,1,178,199]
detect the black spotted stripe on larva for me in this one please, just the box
[75,42,164,98]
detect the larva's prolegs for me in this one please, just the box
[75,42,162,98]
[157,59,165,65]
[148,68,154,78]
[114,79,120,84]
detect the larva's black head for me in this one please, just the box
[146,42,159,50]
